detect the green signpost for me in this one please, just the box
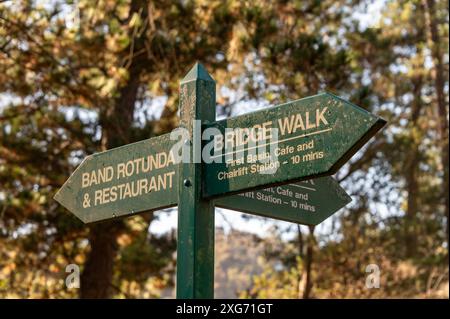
[54,62,385,299]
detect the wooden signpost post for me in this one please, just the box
[54,62,385,299]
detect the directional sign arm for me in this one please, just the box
[54,134,178,223]
[215,177,351,225]
[203,92,386,198]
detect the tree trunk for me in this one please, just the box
[78,0,149,298]
[80,60,143,298]
[302,225,315,299]
[405,76,423,257]
[422,0,449,245]
[80,221,121,298]
[296,224,304,298]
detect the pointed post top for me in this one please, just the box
[181,62,215,84]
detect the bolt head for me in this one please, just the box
[183,179,192,187]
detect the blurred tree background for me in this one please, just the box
[0,0,448,298]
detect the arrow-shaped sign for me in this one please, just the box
[54,133,178,223]
[203,92,386,198]
[215,177,351,226]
